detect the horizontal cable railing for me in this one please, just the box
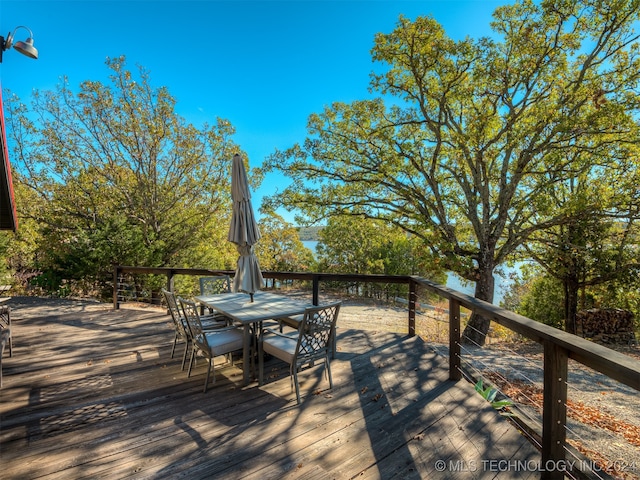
[416,276,640,480]
[114,266,640,480]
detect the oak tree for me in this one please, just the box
[261,0,640,345]
[6,56,241,293]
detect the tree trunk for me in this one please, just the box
[461,268,495,346]
[564,276,579,334]
[563,221,582,335]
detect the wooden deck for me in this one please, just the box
[1,297,540,479]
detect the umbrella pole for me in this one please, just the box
[250,293,254,302]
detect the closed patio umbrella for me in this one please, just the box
[228,153,264,301]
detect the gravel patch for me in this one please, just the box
[446,342,640,480]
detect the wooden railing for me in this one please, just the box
[114,265,640,480]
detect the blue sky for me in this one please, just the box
[1,0,503,222]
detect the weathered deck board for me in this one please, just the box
[0,297,540,479]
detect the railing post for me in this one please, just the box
[312,275,319,306]
[449,298,461,381]
[408,280,416,337]
[542,340,568,480]
[113,265,120,310]
[167,269,175,293]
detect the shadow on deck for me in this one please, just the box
[0,297,540,479]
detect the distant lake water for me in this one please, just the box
[301,240,513,305]
[302,240,319,253]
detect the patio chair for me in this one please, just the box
[0,329,9,388]
[277,312,337,359]
[199,275,232,295]
[0,304,11,357]
[179,297,244,393]
[198,275,233,316]
[161,289,228,371]
[0,305,11,388]
[258,302,341,404]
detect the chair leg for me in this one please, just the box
[187,349,196,377]
[203,358,212,393]
[293,369,301,405]
[258,338,264,386]
[326,356,333,389]
[181,342,189,371]
[250,324,259,380]
[330,325,336,359]
[170,333,178,359]
[0,330,7,388]
[5,309,11,357]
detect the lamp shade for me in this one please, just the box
[13,37,38,59]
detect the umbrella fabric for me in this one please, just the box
[233,244,263,294]
[228,154,264,296]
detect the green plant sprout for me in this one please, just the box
[475,379,514,415]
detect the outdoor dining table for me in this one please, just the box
[194,291,313,385]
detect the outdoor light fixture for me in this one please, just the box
[0,26,38,63]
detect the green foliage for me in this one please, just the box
[4,56,243,297]
[314,215,446,299]
[524,159,640,332]
[505,262,640,337]
[0,183,46,293]
[0,232,12,281]
[316,215,443,275]
[255,211,315,279]
[475,380,514,414]
[260,1,640,344]
[516,273,565,329]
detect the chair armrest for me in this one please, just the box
[201,322,229,331]
[278,315,302,329]
[200,312,227,320]
[201,313,234,326]
[261,327,297,340]
[1,328,9,356]
[262,319,281,328]
[208,325,242,333]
